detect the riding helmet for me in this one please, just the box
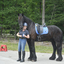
[23,23,27,26]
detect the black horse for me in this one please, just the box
[18,14,63,61]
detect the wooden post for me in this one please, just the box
[42,0,45,25]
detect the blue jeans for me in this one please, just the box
[18,38,26,52]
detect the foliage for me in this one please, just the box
[0,0,64,34]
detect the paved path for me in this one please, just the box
[0,50,64,64]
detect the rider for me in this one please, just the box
[17,23,30,62]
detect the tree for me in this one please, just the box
[0,0,64,35]
[42,0,45,25]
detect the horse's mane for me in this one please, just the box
[23,15,35,25]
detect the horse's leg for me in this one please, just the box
[27,39,33,61]
[30,39,37,61]
[56,42,63,61]
[49,39,56,60]
[54,34,63,61]
[27,38,37,61]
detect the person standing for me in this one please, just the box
[17,23,30,62]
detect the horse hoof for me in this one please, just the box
[28,57,37,61]
[49,56,56,60]
[31,59,37,62]
[56,57,63,61]
[28,57,32,61]
[28,59,32,61]
[31,58,37,62]
[32,60,35,62]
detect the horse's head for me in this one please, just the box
[18,13,24,29]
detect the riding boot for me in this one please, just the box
[17,52,21,61]
[20,51,25,62]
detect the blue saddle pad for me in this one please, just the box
[41,27,48,35]
[35,24,48,35]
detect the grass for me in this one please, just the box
[0,41,18,51]
[0,41,64,54]
[35,45,53,53]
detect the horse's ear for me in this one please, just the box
[22,13,24,16]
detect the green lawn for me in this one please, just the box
[0,41,64,54]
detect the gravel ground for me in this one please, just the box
[0,50,64,64]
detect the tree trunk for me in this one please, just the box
[14,0,17,40]
[1,28,2,38]
[15,27,16,40]
[51,4,56,21]
[42,0,45,25]
[0,27,2,38]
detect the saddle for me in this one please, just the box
[35,23,48,35]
